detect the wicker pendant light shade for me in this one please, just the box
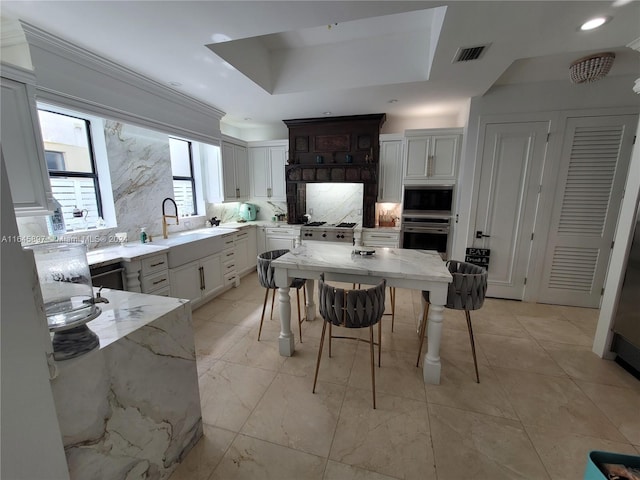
[570,52,615,84]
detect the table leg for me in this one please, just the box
[305,279,316,321]
[423,303,444,384]
[278,287,295,356]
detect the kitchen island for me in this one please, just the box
[271,243,452,384]
[49,288,202,480]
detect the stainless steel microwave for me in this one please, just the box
[402,185,454,215]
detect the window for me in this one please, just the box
[170,137,196,215]
[38,109,103,231]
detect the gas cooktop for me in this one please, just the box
[303,222,356,229]
[300,221,356,243]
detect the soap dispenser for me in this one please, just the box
[140,227,148,244]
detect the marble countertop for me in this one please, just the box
[87,227,241,266]
[86,287,189,349]
[361,226,401,232]
[271,243,451,283]
[87,243,169,267]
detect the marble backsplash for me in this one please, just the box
[17,121,205,249]
[306,183,363,225]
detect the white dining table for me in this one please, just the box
[271,243,452,384]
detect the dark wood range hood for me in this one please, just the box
[283,113,386,227]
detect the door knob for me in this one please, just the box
[476,230,491,239]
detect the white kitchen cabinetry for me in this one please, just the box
[169,253,223,306]
[249,141,287,201]
[264,227,299,252]
[221,232,238,287]
[222,140,249,201]
[378,134,403,203]
[404,128,462,184]
[235,227,257,276]
[361,229,400,248]
[139,253,170,296]
[1,64,53,216]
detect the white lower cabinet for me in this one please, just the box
[361,230,400,248]
[235,227,257,275]
[169,253,223,306]
[140,253,170,295]
[264,227,298,252]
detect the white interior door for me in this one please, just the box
[473,121,550,300]
[538,115,637,307]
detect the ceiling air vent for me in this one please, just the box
[453,45,489,63]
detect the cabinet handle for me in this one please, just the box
[237,232,248,238]
[199,266,205,290]
[150,261,165,267]
[226,264,235,269]
[152,278,167,285]
[236,187,240,198]
[226,252,234,257]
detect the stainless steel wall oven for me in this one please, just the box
[401,185,454,258]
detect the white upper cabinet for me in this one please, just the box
[404,128,462,184]
[1,64,53,216]
[249,140,287,201]
[378,134,403,203]
[221,140,249,202]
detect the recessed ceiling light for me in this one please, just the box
[168,81,182,87]
[244,117,252,121]
[323,111,332,115]
[580,16,611,31]
[388,99,398,104]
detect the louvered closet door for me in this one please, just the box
[538,115,637,307]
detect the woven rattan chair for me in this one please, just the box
[416,260,487,383]
[313,275,386,408]
[256,249,306,342]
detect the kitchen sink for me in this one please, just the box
[152,232,226,268]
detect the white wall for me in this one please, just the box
[1,156,69,480]
[453,74,640,261]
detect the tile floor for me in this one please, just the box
[170,272,640,480]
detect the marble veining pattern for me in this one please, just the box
[105,122,174,239]
[51,289,202,480]
[306,183,363,224]
[87,288,189,349]
[271,243,451,282]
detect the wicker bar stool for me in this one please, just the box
[256,249,307,342]
[416,260,487,383]
[313,274,386,408]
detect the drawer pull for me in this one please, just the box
[152,278,167,285]
[150,261,165,267]
[226,252,234,257]
[226,264,235,269]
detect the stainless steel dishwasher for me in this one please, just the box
[90,262,126,290]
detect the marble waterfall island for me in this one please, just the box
[50,289,202,480]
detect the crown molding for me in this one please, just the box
[20,21,225,121]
